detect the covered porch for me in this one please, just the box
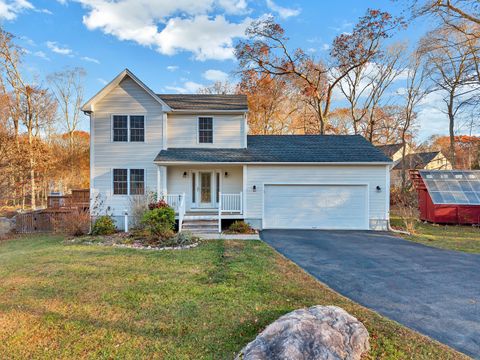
[156,164,245,232]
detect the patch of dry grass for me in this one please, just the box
[0,235,468,359]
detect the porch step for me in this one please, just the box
[184,215,218,221]
[181,219,219,234]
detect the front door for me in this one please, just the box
[199,172,212,207]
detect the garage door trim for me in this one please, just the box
[262,182,370,230]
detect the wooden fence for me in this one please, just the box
[15,209,75,233]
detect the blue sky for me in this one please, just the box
[0,0,467,139]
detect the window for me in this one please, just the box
[130,169,145,195]
[198,117,213,143]
[130,116,145,142]
[113,169,128,195]
[113,168,144,195]
[112,115,145,142]
[113,115,128,142]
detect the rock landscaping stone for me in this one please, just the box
[0,217,14,235]
[236,305,370,360]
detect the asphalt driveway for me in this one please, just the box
[261,230,480,358]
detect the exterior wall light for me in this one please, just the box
[376,186,381,192]
[253,185,257,192]
[224,171,229,177]
[183,171,188,178]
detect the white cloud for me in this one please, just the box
[165,80,204,93]
[203,69,228,82]
[33,50,50,60]
[265,0,300,19]
[97,78,108,85]
[74,0,252,61]
[81,56,100,64]
[37,8,52,15]
[217,0,248,14]
[46,41,73,55]
[166,65,179,72]
[0,0,34,20]
[321,43,330,51]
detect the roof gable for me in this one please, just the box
[81,69,171,113]
[393,151,442,170]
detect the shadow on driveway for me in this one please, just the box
[261,229,480,359]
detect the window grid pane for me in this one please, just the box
[198,117,213,143]
[113,169,128,195]
[130,115,145,142]
[130,169,145,195]
[113,115,128,142]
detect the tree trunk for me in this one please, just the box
[447,95,456,167]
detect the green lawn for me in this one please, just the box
[0,235,468,359]
[390,217,480,254]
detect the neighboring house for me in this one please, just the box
[376,143,413,162]
[82,69,392,232]
[377,143,452,186]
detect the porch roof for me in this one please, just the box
[154,135,392,164]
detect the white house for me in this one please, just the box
[82,69,392,232]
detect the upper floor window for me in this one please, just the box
[198,117,213,143]
[112,115,144,142]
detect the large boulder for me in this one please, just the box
[0,217,14,236]
[237,305,370,360]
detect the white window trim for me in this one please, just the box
[111,114,147,143]
[112,167,146,196]
[197,116,214,145]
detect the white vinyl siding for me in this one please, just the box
[91,77,163,216]
[245,165,389,230]
[264,184,368,229]
[167,113,245,148]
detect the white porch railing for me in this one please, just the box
[162,193,186,232]
[164,194,183,212]
[218,192,243,232]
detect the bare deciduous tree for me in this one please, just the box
[235,10,403,134]
[420,24,480,167]
[47,67,86,149]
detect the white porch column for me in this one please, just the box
[242,165,247,216]
[156,165,167,199]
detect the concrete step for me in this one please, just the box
[186,229,220,234]
[184,215,218,221]
[183,225,218,231]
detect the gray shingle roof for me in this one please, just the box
[157,94,248,111]
[376,143,403,159]
[393,151,440,170]
[155,135,392,163]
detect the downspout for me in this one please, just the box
[387,220,410,236]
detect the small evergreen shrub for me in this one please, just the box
[91,215,116,235]
[226,221,255,234]
[141,206,175,239]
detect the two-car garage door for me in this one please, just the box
[263,184,368,230]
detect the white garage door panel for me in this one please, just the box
[264,184,368,230]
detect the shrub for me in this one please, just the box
[148,199,169,210]
[142,231,199,247]
[226,220,254,234]
[141,206,175,239]
[129,192,155,229]
[91,215,116,235]
[54,209,90,237]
